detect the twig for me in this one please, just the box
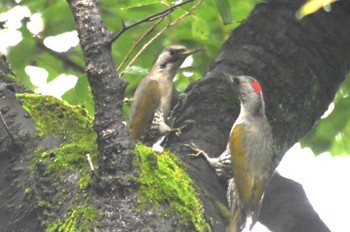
[0,111,15,141]
[109,0,194,45]
[86,153,95,172]
[124,0,205,73]
[117,17,165,72]
[86,152,110,189]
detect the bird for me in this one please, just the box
[129,45,198,145]
[184,75,275,231]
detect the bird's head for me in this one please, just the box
[156,45,199,74]
[226,74,265,115]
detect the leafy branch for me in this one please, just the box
[117,18,164,72]
[109,0,194,45]
[121,0,205,75]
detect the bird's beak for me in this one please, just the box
[223,72,235,84]
[182,48,201,56]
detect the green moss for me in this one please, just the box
[215,201,230,220]
[17,93,94,143]
[46,205,98,232]
[17,93,99,231]
[135,144,210,232]
[24,188,33,199]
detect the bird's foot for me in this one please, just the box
[174,119,195,137]
[182,143,207,158]
[182,143,222,173]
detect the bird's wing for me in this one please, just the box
[230,123,268,229]
[229,124,254,209]
[129,79,160,141]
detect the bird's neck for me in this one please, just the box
[157,68,177,81]
[152,62,181,81]
[237,100,266,124]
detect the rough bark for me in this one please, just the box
[167,0,350,231]
[66,1,148,231]
[0,60,45,231]
[67,0,134,177]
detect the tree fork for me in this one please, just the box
[67,0,134,179]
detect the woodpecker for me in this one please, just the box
[129,45,198,145]
[185,75,275,231]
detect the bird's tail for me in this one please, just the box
[227,208,246,232]
[227,179,246,232]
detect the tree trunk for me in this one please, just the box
[67,0,135,177]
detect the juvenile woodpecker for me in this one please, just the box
[129,45,198,145]
[185,75,275,231]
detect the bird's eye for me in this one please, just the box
[234,77,240,85]
[169,49,175,56]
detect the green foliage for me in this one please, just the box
[215,0,234,25]
[301,76,350,156]
[135,144,210,231]
[2,0,259,117]
[62,76,95,114]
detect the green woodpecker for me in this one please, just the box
[185,75,275,231]
[129,45,198,145]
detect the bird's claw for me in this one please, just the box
[173,119,195,137]
[175,130,182,137]
[182,143,205,158]
[182,119,195,129]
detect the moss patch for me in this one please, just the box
[215,201,230,221]
[46,205,98,232]
[17,93,94,143]
[135,144,210,231]
[17,93,99,231]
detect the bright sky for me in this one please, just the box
[252,144,350,232]
[1,5,350,232]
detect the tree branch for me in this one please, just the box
[67,0,134,177]
[261,173,331,232]
[123,0,204,73]
[36,36,85,73]
[117,18,164,72]
[108,0,194,45]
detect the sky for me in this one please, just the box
[1,5,350,232]
[253,144,350,232]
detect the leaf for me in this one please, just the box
[301,75,350,156]
[120,0,161,10]
[214,0,233,25]
[62,75,94,115]
[296,0,338,20]
[191,17,210,41]
[7,28,36,89]
[36,52,62,82]
[123,65,149,76]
